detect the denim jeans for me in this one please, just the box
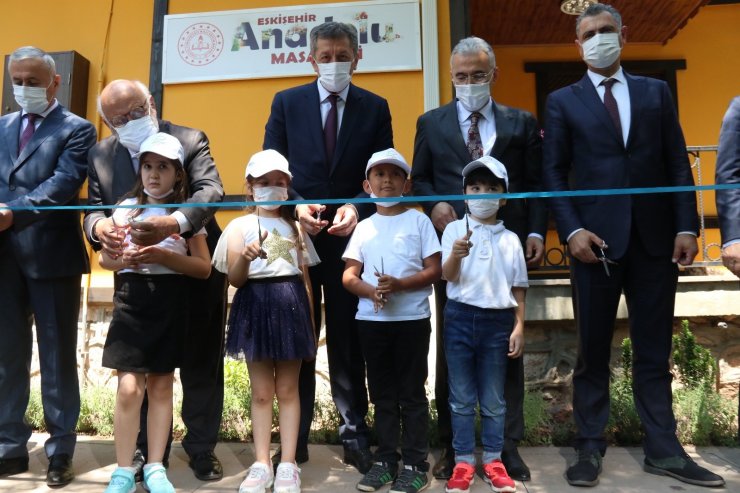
[444,299,514,465]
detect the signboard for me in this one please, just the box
[163,0,421,84]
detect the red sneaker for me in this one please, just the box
[445,462,475,493]
[482,459,516,492]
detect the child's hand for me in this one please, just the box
[375,273,402,294]
[124,245,168,265]
[508,326,524,358]
[371,288,388,313]
[451,232,473,259]
[241,231,269,261]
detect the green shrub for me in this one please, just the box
[672,320,717,390]
[77,386,116,436]
[522,389,553,445]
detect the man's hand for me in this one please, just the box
[672,233,698,266]
[128,215,179,246]
[296,204,328,235]
[94,217,126,258]
[567,229,604,264]
[327,204,358,237]
[430,202,457,232]
[525,236,545,268]
[0,204,13,232]
[722,243,740,278]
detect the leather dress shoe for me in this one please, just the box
[0,456,29,477]
[502,445,531,481]
[343,446,373,474]
[46,453,74,487]
[189,450,223,481]
[271,446,309,473]
[432,447,455,479]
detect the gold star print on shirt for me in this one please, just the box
[264,228,296,266]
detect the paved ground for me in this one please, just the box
[1,434,738,492]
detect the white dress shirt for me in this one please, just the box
[456,98,497,156]
[317,80,351,136]
[586,67,631,147]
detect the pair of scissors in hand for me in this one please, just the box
[596,243,617,277]
[256,217,268,259]
[373,257,387,303]
[464,213,472,248]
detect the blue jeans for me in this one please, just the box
[444,300,514,465]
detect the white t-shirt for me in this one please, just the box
[342,208,441,321]
[212,214,320,278]
[441,217,528,309]
[112,198,207,275]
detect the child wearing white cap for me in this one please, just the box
[99,132,212,493]
[342,148,441,493]
[212,149,320,493]
[440,155,528,493]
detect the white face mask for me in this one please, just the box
[13,83,51,114]
[455,82,491,112]
[116,115,159,152]
[253,186,288,210]
[369,192,401,208]
[317,62,353,93]
[467,198,500,219]
[143,188,174,200]
[580,32,622,69]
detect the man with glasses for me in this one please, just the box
[411,36,547,484]
[84,79,227,484]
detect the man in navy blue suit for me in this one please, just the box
[264,21,393,474]
[716,96,740,278]
[0,46,96,487]
[542,4,723,488]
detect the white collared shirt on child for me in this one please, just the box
[441,217,528,309]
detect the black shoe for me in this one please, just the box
[271,446,310,473]
[46,454,74,487]
[132,449,145,483]
[644,454,725,487]
[344,446,374,474]
[431,447,454,480]
[0,456,29,477]
[566,449,602,487]
[502,445,531,481]
[389,464,429,493]
[188,450,223,481]
[357,461,399,491]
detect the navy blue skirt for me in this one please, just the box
[226,276,316,361]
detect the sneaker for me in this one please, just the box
[565,449,602,487]
[239,462,274,493]
[132,449,145,483]
[390,465,429,493]
[644,453,725,487]
[357,462,398,491]
[104,467,136,493]
[142,463,175,493]
[445,462,475,493]
[274,462,301,493]
[482,459,516,492]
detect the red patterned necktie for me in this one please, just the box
[467,111,484,160]
[601,78,622,139]
[19,113,39,152]
[324,94,338,168]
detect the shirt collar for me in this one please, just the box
[467,215,505,232]
[456,97,493,124]
[21,98,58,119]
[586,66,626,89]
[317,79,350,102]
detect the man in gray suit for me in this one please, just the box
[0,46,96,487]
[716,96,740,278]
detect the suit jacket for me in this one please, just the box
[411,100,547,244]
[263,80,393,219]
[542,71,699,259]
[715,96,740,244]
[84,120,224,251]
[0,104,96,279]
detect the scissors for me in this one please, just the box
[464,212,472,248]
[596,244,617,277]
[256,216,268,259]
[373,257,387,303]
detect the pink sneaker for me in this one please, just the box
[482,459,516,492]
[445,462,475,493]
[274,462,301,493]
[239,462,273,493]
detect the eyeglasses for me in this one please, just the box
[108,100,151,129]
[453,69,493,85]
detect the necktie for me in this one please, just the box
[324,94,338,168]
[601,78,622,139]
[19,113,39,152]
[467,111,484,160]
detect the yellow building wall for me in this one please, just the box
[1,2,737,271]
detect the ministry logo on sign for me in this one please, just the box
[178,23,224,66]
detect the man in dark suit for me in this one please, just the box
[542,4,724,488]
[84,79,226,482]
[263,21,393,473]
[716,96,740,278]
[0,46,96,487]
[411,37,546,482]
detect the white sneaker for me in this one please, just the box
[239,462,274,493]
[274,462,301,493]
